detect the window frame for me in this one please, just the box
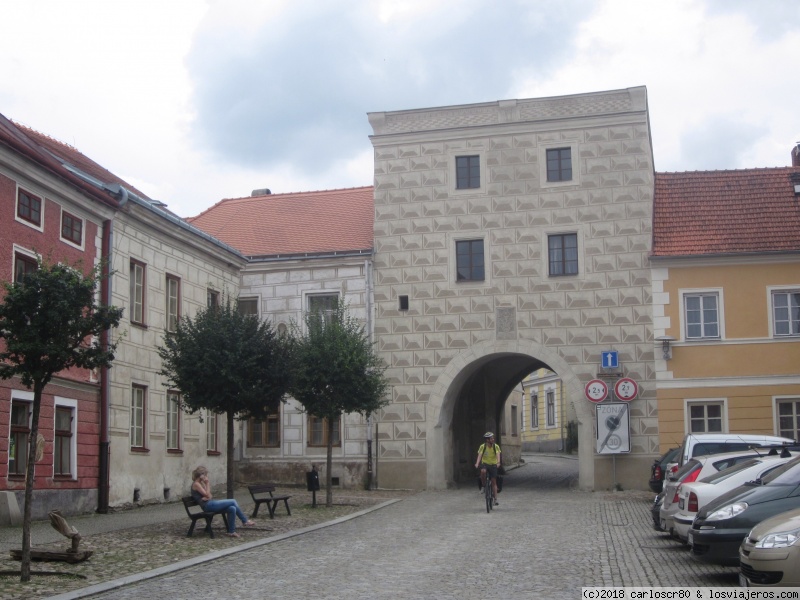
[53,397,77,479]
[130,260,146,326]
[510,405,518,437]
[8,392,33,478]
[206,412,219,455]
[307,415,341,448]
[305,292,340,327]
[531,392,539,430]
[207,289,220,309]
[130,384,148,451]
[455,154,481,190]
[681,289,723,341]
[685,399,727,434]
[775,397,800,441]
[60,209,84,248]
[770,288,800,337]
[237,297,259,317]
[14,250,38,284]
[546,147,573,183]
[455,239,485,282]
[547,233,579,277]
[15,187,43,230]
[166,390,182,452]
[247,413,281,448]
[166,274,181,333]
[546,388,556,428]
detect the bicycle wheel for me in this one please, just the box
[485,477,493,513]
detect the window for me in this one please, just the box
[130,260,146,325]
[60,210,83,246]
[207,289,220,309]
[685,293,719,339]
[531,392,539,429]
[511,405,518,436]
[455,155,480,190]
[777,399,800,441]
[53,404,75,477]
[546,389,556,427]
[238,297,258,317]
[546,148,572,182]
[248,414,280,448]
[14,252,38,283]
[166,275,180,332]
[17,188,42,227]
[773,290,800,336]
[398,295,409,311]
[308,294,338,325]
[130,385,147,449]
[166,391,181,451]
[206,412,218,453]
[688,401,723,433]
[308,415,341,447]
[456,239,485,282]
[548,233,578,276]
[9,400,31,476]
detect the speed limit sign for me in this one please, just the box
[585,379,608,403]
[614,378,638,402]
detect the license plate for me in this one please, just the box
[739,573,748,588]
[688,532,693,546]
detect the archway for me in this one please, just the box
[425,340,595,491]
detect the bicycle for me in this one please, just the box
[479,465,496,513]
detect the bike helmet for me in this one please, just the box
[484,432,494,438]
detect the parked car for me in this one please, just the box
[739,506,800,587]
[659,449,776,537]
[672,450,794,542]
[689,454,800,566]
[674,433,794,471]
[649,447,679,493]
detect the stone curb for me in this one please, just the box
[47,498,403,600]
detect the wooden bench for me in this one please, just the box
[181,496,229,538]
[247,484,292,519]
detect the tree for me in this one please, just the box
[0,260,122,582]
[290,304,390,507]
[158,295,292,499]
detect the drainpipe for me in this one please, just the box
[97,218,113,513]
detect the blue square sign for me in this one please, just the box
[601,351,619,369]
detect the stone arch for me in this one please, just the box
[425,339,595,490]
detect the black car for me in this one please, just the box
[688,454,800,566]
[649,447,679,493]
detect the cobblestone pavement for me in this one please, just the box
[39,455,739,600]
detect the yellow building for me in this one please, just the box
[520,369,569,453]
[651,160,800,452]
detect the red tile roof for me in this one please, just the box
[653,168,800,257]
[188,187,374,257]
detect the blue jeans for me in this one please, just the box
[204,499,248,533]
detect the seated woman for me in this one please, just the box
[191,466,256,538]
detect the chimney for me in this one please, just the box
[792,143,800,167]
[251,188,272,197]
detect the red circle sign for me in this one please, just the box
[614,378,638,401]
[585,379,608,403]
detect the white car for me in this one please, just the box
[659,449,784,537]
[672,451,794,542]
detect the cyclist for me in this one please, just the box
[475,432,502,506]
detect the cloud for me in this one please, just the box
[186,0,593,176]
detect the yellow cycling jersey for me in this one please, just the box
[478,443,501,465]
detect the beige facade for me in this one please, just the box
[107,198,245,506]
[652,259,800,449]
[520,369,572,453]
[368,87,657,491]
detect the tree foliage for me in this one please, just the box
[0,260,122,582]
[290,304,390,506]
[158,295,292,498]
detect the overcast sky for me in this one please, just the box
[2,0,799,218]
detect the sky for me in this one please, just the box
[1,0,799,218]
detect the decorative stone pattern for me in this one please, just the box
[369,87,657,486]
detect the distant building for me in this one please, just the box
[520,369,571,453]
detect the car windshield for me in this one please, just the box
[701,458,761,484]
[760,455,800,485]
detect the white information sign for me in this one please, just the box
[596,403,631,454]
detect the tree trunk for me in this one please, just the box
[326,417,334,507]
[226,410,235,499]
[20,380,44,582]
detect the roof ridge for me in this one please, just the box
[217,185,374,204]
[11,119,82,154]
[657,166,799,176]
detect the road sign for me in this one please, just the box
[601,350,619,369]
[585,379,608,403]
[596,403,631,454]
[614,378,639,402]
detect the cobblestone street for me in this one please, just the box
[38,455,739,600]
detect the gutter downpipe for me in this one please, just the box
[365,258,376,489]
[97,217,114,513]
